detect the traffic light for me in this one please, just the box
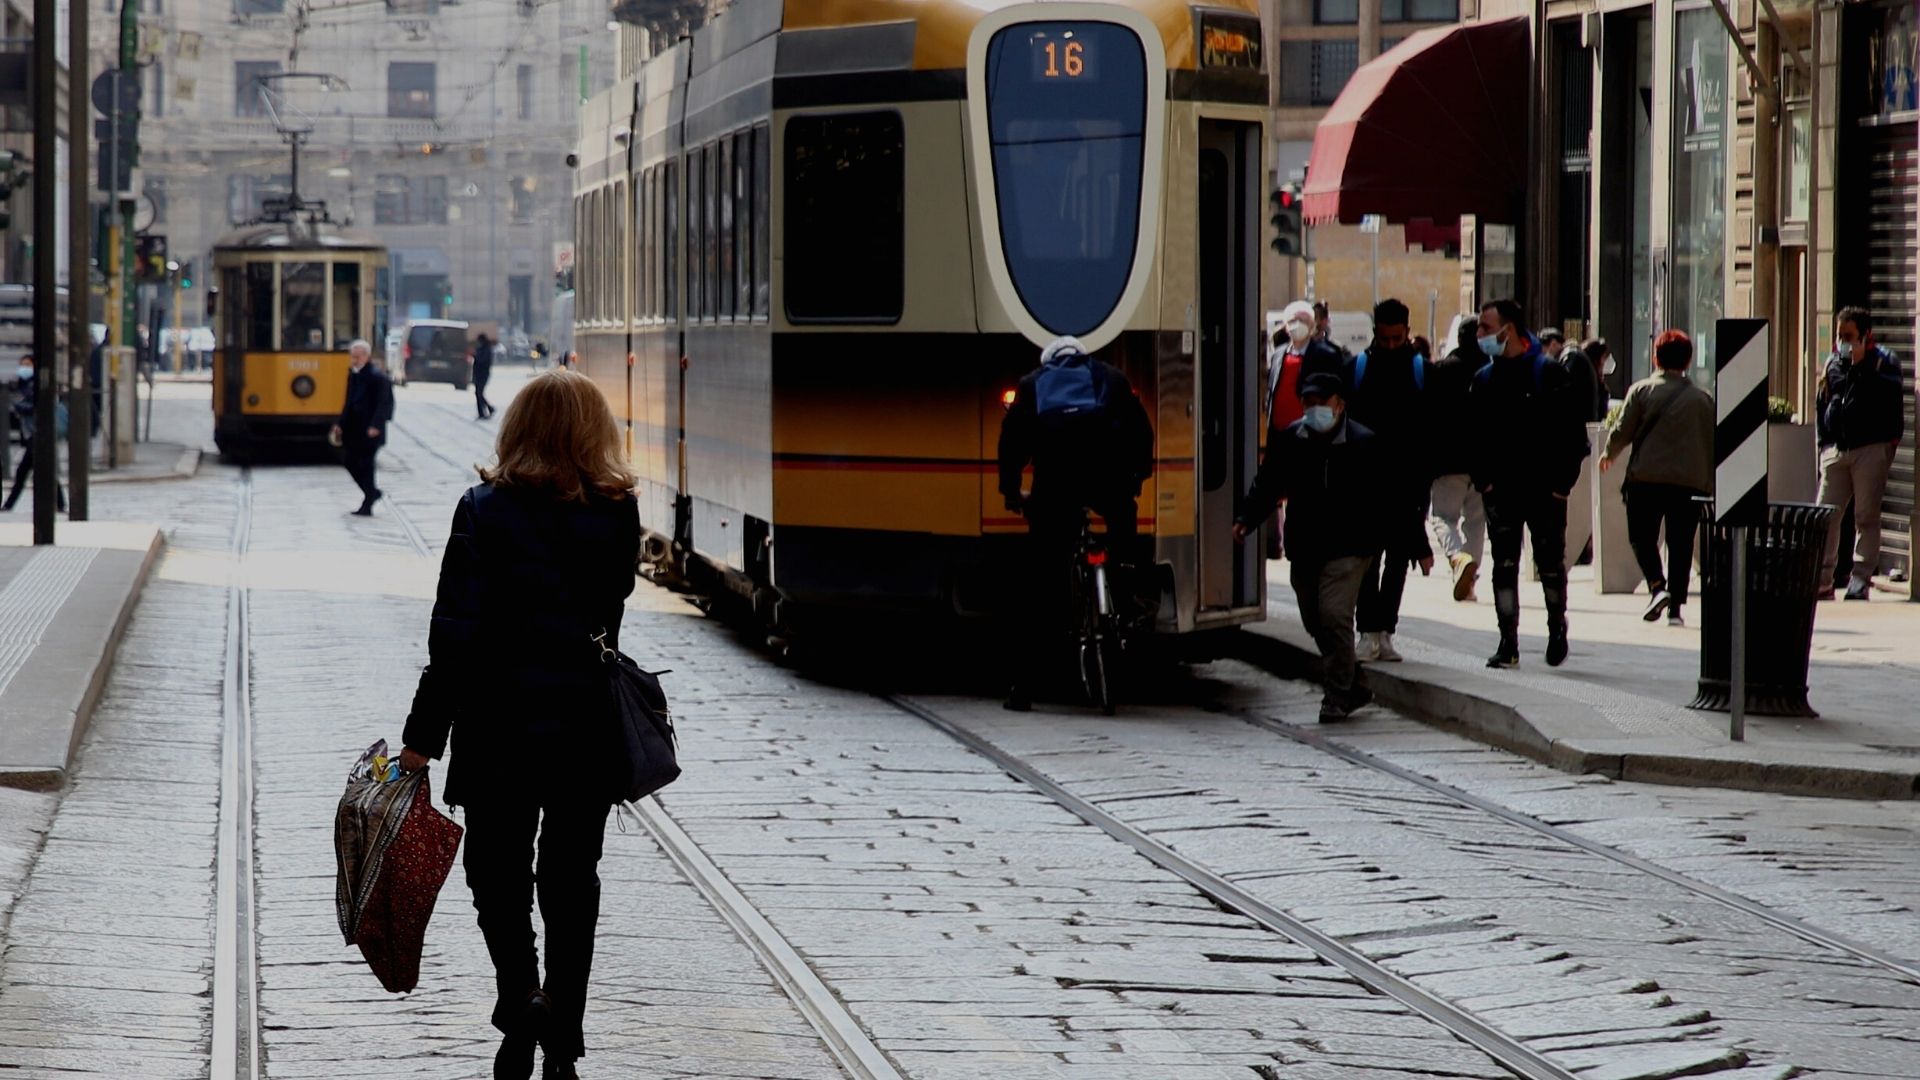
[134,234,169,283]
[0,150,23,229]
[178,258,194,290]
[95,116,137,193]
[1270,184,1304,256]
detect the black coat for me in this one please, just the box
[997,359,1154,510]
[1817,346,1904,449]
[1466,342,1590,497]
[1236,416,1386,565]
[341,363,395,448]
[404,483,642,807]
[472,341,494,380]
[1427,348,1480,477]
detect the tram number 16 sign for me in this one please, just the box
[1032,35,1092,80]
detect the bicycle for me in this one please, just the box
[1071,515,1124,715]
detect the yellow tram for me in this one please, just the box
[209,219,389,458]
[574,0,1268,637]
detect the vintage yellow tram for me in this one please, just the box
[574,0,1268,637]
[209,219,389,458]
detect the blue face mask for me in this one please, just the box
[1477,329,1504,357]
[15,366,31,383]
[1302,405,1338,433]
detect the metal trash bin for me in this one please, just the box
[1688,501,1834,718]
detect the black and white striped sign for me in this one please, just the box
[1715,319,1770,527]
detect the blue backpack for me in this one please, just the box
[1352,350,1426,391]
[1034,351,1111,422]
[1472,351,1553,393]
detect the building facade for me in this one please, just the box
[1467,0,1916,581]
[109,0,617,342]
[1267,0,1472,330]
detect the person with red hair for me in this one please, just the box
[1601,330,1714,625]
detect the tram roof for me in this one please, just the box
[778,0,1261,71]
[213,221,387,254]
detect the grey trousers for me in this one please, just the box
[1427,473,1486,564]
[1818,441,1895,587]
[1291,555,1370,700]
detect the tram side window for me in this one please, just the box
[785,112,905,322]
[734,128,751,319]
[282,262,327,351]
[331,263,361,350]
[636,170,649,321]
[753,123,770,318]
[245,263,275,350]
[718,137,735,322]
[704,143,719,320]
[615,179,628,324]
[663,160,679,323]
[690,147,706,321]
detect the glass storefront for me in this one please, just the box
[1668,6,1729,390]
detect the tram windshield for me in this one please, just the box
[282,263,328,351]
[331,264,361,350]
[986,21,1146,338]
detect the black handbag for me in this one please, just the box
[591,629,680,802]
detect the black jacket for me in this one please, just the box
[1427,347,1480,476]
[1817,346,1904,450]
[1559,347,1607,423]
[1466,342,1590,497]
[1236,416,1385,565]
[473,341,494,379]
[341,363,395,447]
[404,483,642,807]
[997,359,1154,510]
[1343,341,1429,458]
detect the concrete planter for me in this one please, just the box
[1768,421,1818,503]
[1590,423,1642,594]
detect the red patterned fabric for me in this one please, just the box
[335,743,464,994]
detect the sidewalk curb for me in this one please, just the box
[89,445,201,485]
[1231,625,1920,802]
[0,528,166,791]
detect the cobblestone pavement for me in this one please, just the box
[0,376,1915,1078]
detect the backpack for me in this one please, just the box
[1033,351,1111,423]
[1472,351,1552,393]
[1353,350,1426,392]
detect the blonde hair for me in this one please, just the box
[479,370,636,501]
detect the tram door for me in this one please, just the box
[1196,120,1261,611]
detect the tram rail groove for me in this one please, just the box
[212,469,261,1080]
[1228,705,1920,986]
[884,694,1582,1080]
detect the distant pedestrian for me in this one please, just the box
[1539,328,1605,569]
[1601,330,1714,627]
[1815,306,1904,601]
[1582,338,1616,412]
[398,369,641,1080]
[1467,299,1588,669]
[2,356,65,513]
[1344,299,1434,662]
[1265,300,1346,432]
[332,339,394,517]
[473,333,496,420]
[1235,372,1384,721]
[1312,300,1353,362]
[1428,320,1486,601]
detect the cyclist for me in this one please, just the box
[997,336,1154,711]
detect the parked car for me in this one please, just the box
[398,319,471,389]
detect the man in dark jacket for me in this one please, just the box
[1235,372,1383,721]
[333,339,395,516]
[472,333,496,420]
[1816,306,1905,600]
[997,336,1155,710]
[1467,300,1588,669]
[1343,299,1434,662]
[1427,320,1486,601]
[3,355,66,513]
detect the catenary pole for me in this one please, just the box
[68,0,90,519]
[30,0,57,543]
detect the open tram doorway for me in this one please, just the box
[1197,119,1262,612]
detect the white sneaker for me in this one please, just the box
[1355,632,1381,662]
[1667,610,1685,627]
[1375,633,1404,662]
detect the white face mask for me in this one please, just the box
[1286,320,1313,344]
[1302,405,1337,433]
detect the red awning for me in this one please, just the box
[1303,17,1531,227]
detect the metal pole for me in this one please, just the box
[68,0,90,520]
[119,2,138,367]
[1370,228,1380,307]
[1729,525,1747,741]
[30,0,58,543]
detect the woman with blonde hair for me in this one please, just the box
[399,369,639,1080]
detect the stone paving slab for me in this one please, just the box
[1241,563,1920,800]
[0,522,164,791]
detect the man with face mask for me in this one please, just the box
[1343,299,1434,662]
[1234,373,1385,721]
[1264,300,1346,433]
[1816,306,1904,600]
[1466,299,1589,669]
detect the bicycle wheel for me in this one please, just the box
[1078,568,1115,714]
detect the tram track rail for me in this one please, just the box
[211,468,261,1080]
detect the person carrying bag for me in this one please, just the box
[397,370,667,1080]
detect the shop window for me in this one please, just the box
[517,65,534,121]
[785,112,905,323]
[423,176,449,225]
[1381,0,1458,22]
[509,176,536,224]
[1279,40,1359,106]
[1316,0,1357,25]
[1668,6,1728,389]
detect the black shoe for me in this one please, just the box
[496,990,552,1080]
[1318,698,1352,723]
[541,1060,579,1080]
[1545,629,1569,667]
[1486,642,1519,669]
[1844,579,1871,601]
[351,504,374,517]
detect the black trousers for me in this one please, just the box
[1624,481,1702,609]
[3,442,64,511]
[1485,488,1568,643]
[474,368,493,417]
[343,442,380,505]
[463,799,613,1063]
[1007,495,1137,695]
[1357,490,1428,634]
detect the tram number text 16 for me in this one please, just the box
[1034,37,1093,81]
